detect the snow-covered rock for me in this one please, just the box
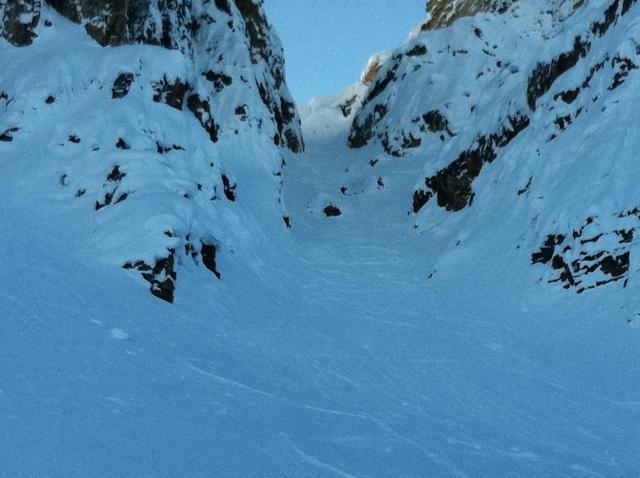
[344,0,640,295]
[0,0,302,302]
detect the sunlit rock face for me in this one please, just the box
[0,0,302,302]
[423,0,517,30]
[422,0,585,30]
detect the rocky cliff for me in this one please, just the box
[326,0,640,296]
[0,0,302,302]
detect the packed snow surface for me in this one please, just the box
[2,95,640,477]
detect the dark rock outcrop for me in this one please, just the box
[152,77,191,110]
[48,0,129,46]
[532,211,638,293]
[413,113,530,212]
[1,0,41,46]
[323,205,342,217]
[123,253,177,303]
[339,95,358,118]
[527,36,591,110]
[187,94,219,143]
[0,127,19,142]
[221,174,237,202]
[112,72,134,99]
[201,242,221,279]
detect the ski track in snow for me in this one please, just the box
[281,434,358,478]
[3,122,640,474]
[185,362,277,399]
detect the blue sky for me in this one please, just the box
[264,0,425,104]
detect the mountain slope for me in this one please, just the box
[343,0,640,300]
[0,0,302,303]
[2,1,640,477]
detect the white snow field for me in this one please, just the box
[2,1,640,477]
[2,95,640,477]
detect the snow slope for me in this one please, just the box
[3,87,640,476]
[2,0,640,477]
